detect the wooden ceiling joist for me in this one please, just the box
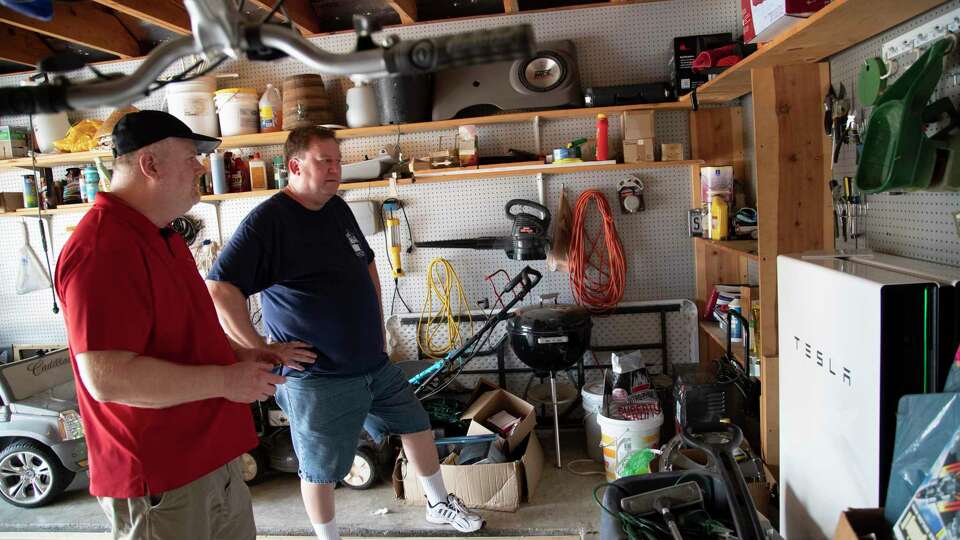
[248,0,322,35]
[91,0,191,36]
[0,3,140,58]
[0,22,53,68]
[387,0,417,24]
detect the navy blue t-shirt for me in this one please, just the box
[208,192,387,377]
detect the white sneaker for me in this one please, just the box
[425,494,484,533]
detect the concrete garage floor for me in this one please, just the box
[0,430,607,538]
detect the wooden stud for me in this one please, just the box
[752,62,830,359]
[503,0,519,13]
[91,0,191,35]
[0,3,140,58]
[761,354,779,471]
[247,0,321,35]
[0,22,53,68]
[751,62,831,468]
[386,0,418,25]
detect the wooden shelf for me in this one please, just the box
[5,160,700,218]
[694,237,759,261]
[334,101,690,138]
[0,102,691,172]
[0,150,112,171]
[411,160,702,181]
[678,0,944,104]
[10,203,92,216]
[700,320,748,368]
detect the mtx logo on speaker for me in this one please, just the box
[793,336,852,387]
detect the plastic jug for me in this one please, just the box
[710,195,729,240]
[259,84,282,133]
[346,77,379,128]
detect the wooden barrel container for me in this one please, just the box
[282,74,334,129]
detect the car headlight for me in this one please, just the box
[58,410,84,441]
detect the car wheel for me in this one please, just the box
[240,449,266,484]
[341,448,377,490]
[0,440,75,508]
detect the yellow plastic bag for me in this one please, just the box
[53,119,103,152]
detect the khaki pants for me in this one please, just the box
[98,458,255,540]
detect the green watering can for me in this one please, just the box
[857,38,960,193]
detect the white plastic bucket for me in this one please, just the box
[582,383,605,463]
[32,112,71,153]
[214,88,259,137]
[166,77,219,138]
[598,405,663,481]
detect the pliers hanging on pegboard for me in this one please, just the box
[825,84,852,167]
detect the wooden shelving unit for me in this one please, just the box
[683,0,939,470]
[678,0,943,105]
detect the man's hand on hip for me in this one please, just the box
[223,351,286,403]
[266,341,317,372]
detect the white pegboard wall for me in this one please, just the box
[829,0,960,266]
[0,0,741,349]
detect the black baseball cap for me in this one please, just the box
[112,110,220,157]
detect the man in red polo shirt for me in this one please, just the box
[55,111,290,540]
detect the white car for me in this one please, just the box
[0,349,87,508]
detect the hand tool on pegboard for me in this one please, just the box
[416,199,551,260]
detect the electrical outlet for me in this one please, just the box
[882,8,960,60]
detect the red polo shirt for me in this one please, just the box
[55,193,257,498]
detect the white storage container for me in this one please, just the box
[166,77,219,137]
[214,88,259,137]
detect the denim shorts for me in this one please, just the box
[274,361,431,484]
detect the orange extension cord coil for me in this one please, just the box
[568,189,626,312]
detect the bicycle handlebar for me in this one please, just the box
[0,22,534,115]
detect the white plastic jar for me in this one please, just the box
[214,88,259,137]
[166,76,219,137]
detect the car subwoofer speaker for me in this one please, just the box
[431,40,582,121]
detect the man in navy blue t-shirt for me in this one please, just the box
[206,127,483,539]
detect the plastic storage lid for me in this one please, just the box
[165,76,216,93]
[507,303,591,335]
[214,87,258,96]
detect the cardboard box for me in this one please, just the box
[742,0,828,44]
[462,388,537,452]
[393,384,544,512]
[833,508,893,540]
[0,192,24,213]
[670,33,732,95]
[0,126,29,159]
[624,138,657,163]
[621,110,655,140]
[661,143,684,161]
[394,432,544,512]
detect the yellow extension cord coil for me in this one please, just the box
[416,258,473,359]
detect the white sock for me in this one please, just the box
[418,469,447,506]
[312,520,340,540]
